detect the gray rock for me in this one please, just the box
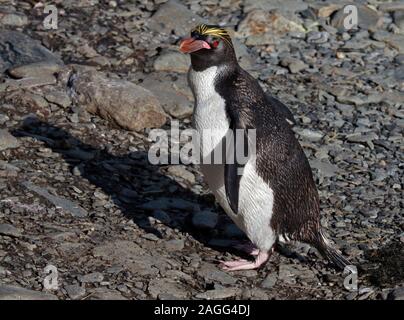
[154,51,190,73]
[65,284,86,300]
[88,288,127,300]
[346,132,378,143]
[141,72,193,119]
[337,94,373,106]
[22,181,88,217]
[0,285,57,300]
[261,272,278,289]
[0,30,63,73]
[0,223,22,238]
[192,210,218,230]
[148,278,189,299]
[195,288,240,300]
[44,90,72,108]
[389,287,404,300]
[0,75,57,92]
[278,264,299,284]
[295,128,323,142]
[310,159,340,178]
[141,233,160,241]
[0,9,28,27]
[331,5,381,32]
[198,263,237,285]
[70,68,167,131]
[237,10,304,40]
[243,0,308,14]
[316,4,343,18]
[0,113,9,125]
[307,31,329,44]
[165,239,185,251]
[0,129,20,151]
[148,0,204,36]
[78,272,104,283]
[7,62,63,79]
[283,58,308,74]
[17,93,49,109]
[0,160,20,178]
[167,165,195,184]
[379,2,404,12]
[93,240,169,276]
[393,11,404,32]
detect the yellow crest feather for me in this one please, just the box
[191,24,233,47]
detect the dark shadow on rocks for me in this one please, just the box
[363,240,404,288]
[12,118,245,254]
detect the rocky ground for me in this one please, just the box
[0,0,403,300]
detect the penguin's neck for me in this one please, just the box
[189,65,229,135]
[190,50,237,72]
[189,63,237,103]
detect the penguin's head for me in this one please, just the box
[180,24,237,70]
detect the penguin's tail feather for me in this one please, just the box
[314,230,351,270]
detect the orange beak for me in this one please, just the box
[179,37,211,53]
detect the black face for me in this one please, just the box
[180,25,237,71]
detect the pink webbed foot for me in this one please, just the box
[220,250,271,271]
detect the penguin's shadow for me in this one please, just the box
[12,119,245,254]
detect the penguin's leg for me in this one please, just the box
[233,242,259,256]
[220,247,273,271]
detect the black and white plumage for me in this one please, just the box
[180,24,350,271]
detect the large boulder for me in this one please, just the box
[0,30,63,73]
[69,69,167,131]
[148,0,204,36]
[237,10,305,45]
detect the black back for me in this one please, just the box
[215,66,322,243]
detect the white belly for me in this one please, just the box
[190,66,276,251]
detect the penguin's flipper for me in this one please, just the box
[224,154,240,214]
[224,120,248,215]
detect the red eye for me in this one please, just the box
[212,40,219,48]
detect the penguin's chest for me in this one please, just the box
[189,67,276,250]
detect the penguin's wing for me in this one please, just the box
[265,94,295,126]
[224,114,249,215]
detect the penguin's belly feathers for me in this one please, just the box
[189,66,276,251]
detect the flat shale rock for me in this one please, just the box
[0,8,28,27]
[93,240,169,276]
[22,182,88,218]
[148,278,190,299]
[87,288,127,300]
[331,5,382,32]
[0,30,63,73]
[7,62,63,79]
[0,285,58,300]
[0,223,22,238]
[198,263,237,285]
[0,129,20,151]
[195,288,240,300]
